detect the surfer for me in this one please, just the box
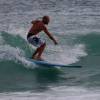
[27,16,58,60]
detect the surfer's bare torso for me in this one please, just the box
[27,20,48,38]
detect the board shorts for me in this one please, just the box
[27,35,45,47]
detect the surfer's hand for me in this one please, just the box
[54,41,58,45]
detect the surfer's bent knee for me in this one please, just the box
[41,43,46,47]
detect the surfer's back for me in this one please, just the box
[28,20,45,35]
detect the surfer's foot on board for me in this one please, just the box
[37,58,44,61]
[32,56,44,61]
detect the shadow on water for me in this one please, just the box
[32,66,62,92]
[0,60,63,92]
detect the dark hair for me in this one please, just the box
[42,16,50,25]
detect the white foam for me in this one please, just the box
[0,86,100,100]
[0,45,36,69]
[7,23,28,40]
[46,44,87,64]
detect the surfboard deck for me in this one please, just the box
[28,59,82,68]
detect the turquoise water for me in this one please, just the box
[0,0,100,100]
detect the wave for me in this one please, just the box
[0,31,99,67]
[0,31,100,91]
[75,32,100,55]
[0,31,87,65]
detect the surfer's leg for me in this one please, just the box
[32,48,39,59]
[32,43,46,60]
[30,36,46,60]
[36,43,46,60]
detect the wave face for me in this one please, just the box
[0,31,100,92]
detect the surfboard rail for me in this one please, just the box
[28,59,82,68]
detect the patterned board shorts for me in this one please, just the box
[27,35,45,47]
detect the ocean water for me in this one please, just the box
[0,0,100,100]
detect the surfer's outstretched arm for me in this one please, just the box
[43,26,58,45]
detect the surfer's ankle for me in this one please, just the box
[32,56,36,59]
[36,57,44,61]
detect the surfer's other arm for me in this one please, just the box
[43,26,58,45]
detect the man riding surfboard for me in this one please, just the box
[27,16,58,60]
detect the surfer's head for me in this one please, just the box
[42,16,50,25]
